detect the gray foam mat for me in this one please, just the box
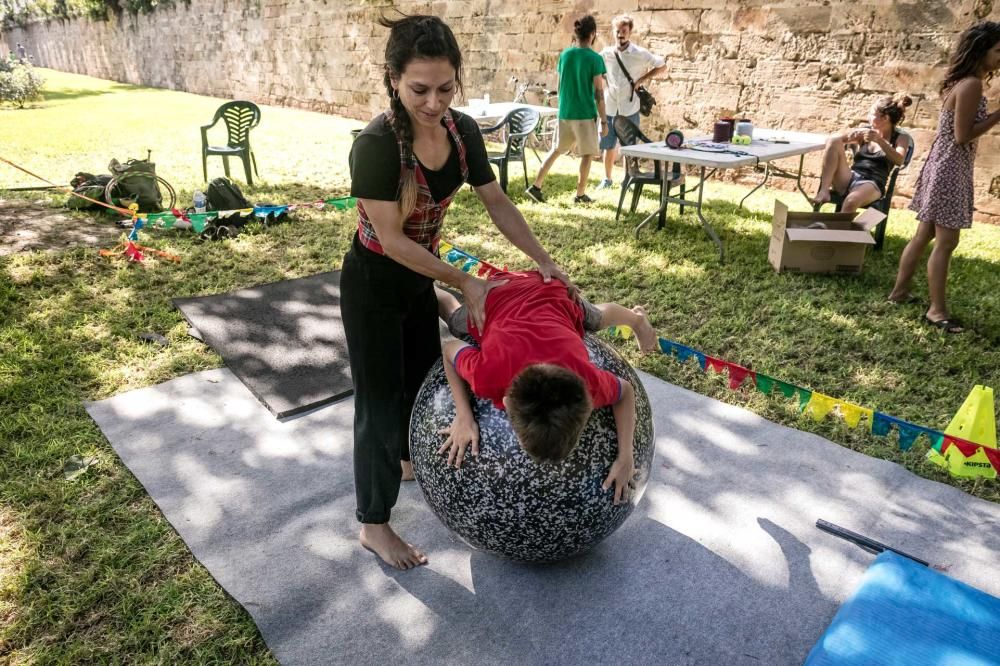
[173,271,351,418]
[86,368,1000,665]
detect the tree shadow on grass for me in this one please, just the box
[41,83,143,102]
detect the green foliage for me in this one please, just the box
[0,55,43,107]
[1,0,174,25]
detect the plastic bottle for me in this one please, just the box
[193,191,207,213]
[736,119,753,139]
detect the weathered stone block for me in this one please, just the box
[647,9,701,35]
[767,6,833,33]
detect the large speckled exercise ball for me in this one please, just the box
[409,334,655,562]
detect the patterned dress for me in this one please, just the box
[909,96,988,229]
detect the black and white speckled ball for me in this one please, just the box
[409,334,655,562]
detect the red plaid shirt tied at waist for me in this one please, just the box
[356,109,469,256]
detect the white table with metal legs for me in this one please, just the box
[619,129,826,261]
[452,102,557,125]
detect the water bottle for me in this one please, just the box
[193,191,207,213]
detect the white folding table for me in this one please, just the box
[452,102,557,124]
[619,129,826,261]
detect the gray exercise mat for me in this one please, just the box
[86,369,1000,665]
[173,271,351,418]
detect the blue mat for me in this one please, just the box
[807,551,1000,665]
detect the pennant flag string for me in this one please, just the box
[439,239,996,478]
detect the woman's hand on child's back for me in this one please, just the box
[460,275,508,331]
[437,414,480,468]
[536,260,579,301]
[602,453,636,505]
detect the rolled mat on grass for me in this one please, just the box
[173,271,351,418]
[806,550,1000,665]
[85,368,1000,665]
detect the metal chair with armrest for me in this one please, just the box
[613,115,686,221]
[479,107,540,193]
[812,129,915,251]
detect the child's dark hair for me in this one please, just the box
[573,15,598,43]
[873,94,913,127]
[940,20,1000,96]
[506,364,592,463]
[378,13,464,217]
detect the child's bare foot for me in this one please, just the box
[360,523,427,570]
[631,306,658,354]
[401,459,415,481]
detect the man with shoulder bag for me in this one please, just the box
[597,14,668,189]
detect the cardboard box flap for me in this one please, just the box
[853,207,887,231]
[785,210,858,223]
[785,228,876,245]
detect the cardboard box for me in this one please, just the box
[769,200,886,274]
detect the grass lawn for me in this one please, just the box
[2,69,999,661]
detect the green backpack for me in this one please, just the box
[106,158,163,213]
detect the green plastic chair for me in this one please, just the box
[201,101,261,185]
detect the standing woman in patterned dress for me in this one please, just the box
[344,14,573,569]
[888,21,1000,333]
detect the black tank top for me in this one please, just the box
[851,129,900,195]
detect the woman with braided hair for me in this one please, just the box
[344,14,573,569]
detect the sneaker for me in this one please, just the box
[573,194,594,204]
[596,178,614,190]
[525,185,546,203]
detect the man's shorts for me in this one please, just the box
[600,112,641,151]
[555,119,601,157]
[447,296,603,338]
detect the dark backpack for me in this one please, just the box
[66,172,112,210]
[206,177,250,211]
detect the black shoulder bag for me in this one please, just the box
[614,50,656,117]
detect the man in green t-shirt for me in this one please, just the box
[526,15,607,205]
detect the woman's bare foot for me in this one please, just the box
[811,189,831,206]
[630,306,658,354]
[401,459,415,481]
[360,523,428,570]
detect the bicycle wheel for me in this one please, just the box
[104,173,177,213]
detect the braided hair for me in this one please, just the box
[379,14,464,218]
[940,20,1000,97]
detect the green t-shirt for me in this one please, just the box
[557,46,606,120]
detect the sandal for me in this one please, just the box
[924,316,965,334]
[888,294,920,305]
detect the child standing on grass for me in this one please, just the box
[434,272,657,505]
[888,21,1000,334]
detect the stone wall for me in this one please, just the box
[4,0,1000,220]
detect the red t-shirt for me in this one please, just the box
[453,271,621,410]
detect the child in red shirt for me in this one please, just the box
[436,271,656,504]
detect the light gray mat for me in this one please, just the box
[86,369,1000,665]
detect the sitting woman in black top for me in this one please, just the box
[344,14,572,570]
[813,95,913,212]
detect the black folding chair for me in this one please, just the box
[479,107,540,193]
[614,115,685,221]
[813,129,915,251]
